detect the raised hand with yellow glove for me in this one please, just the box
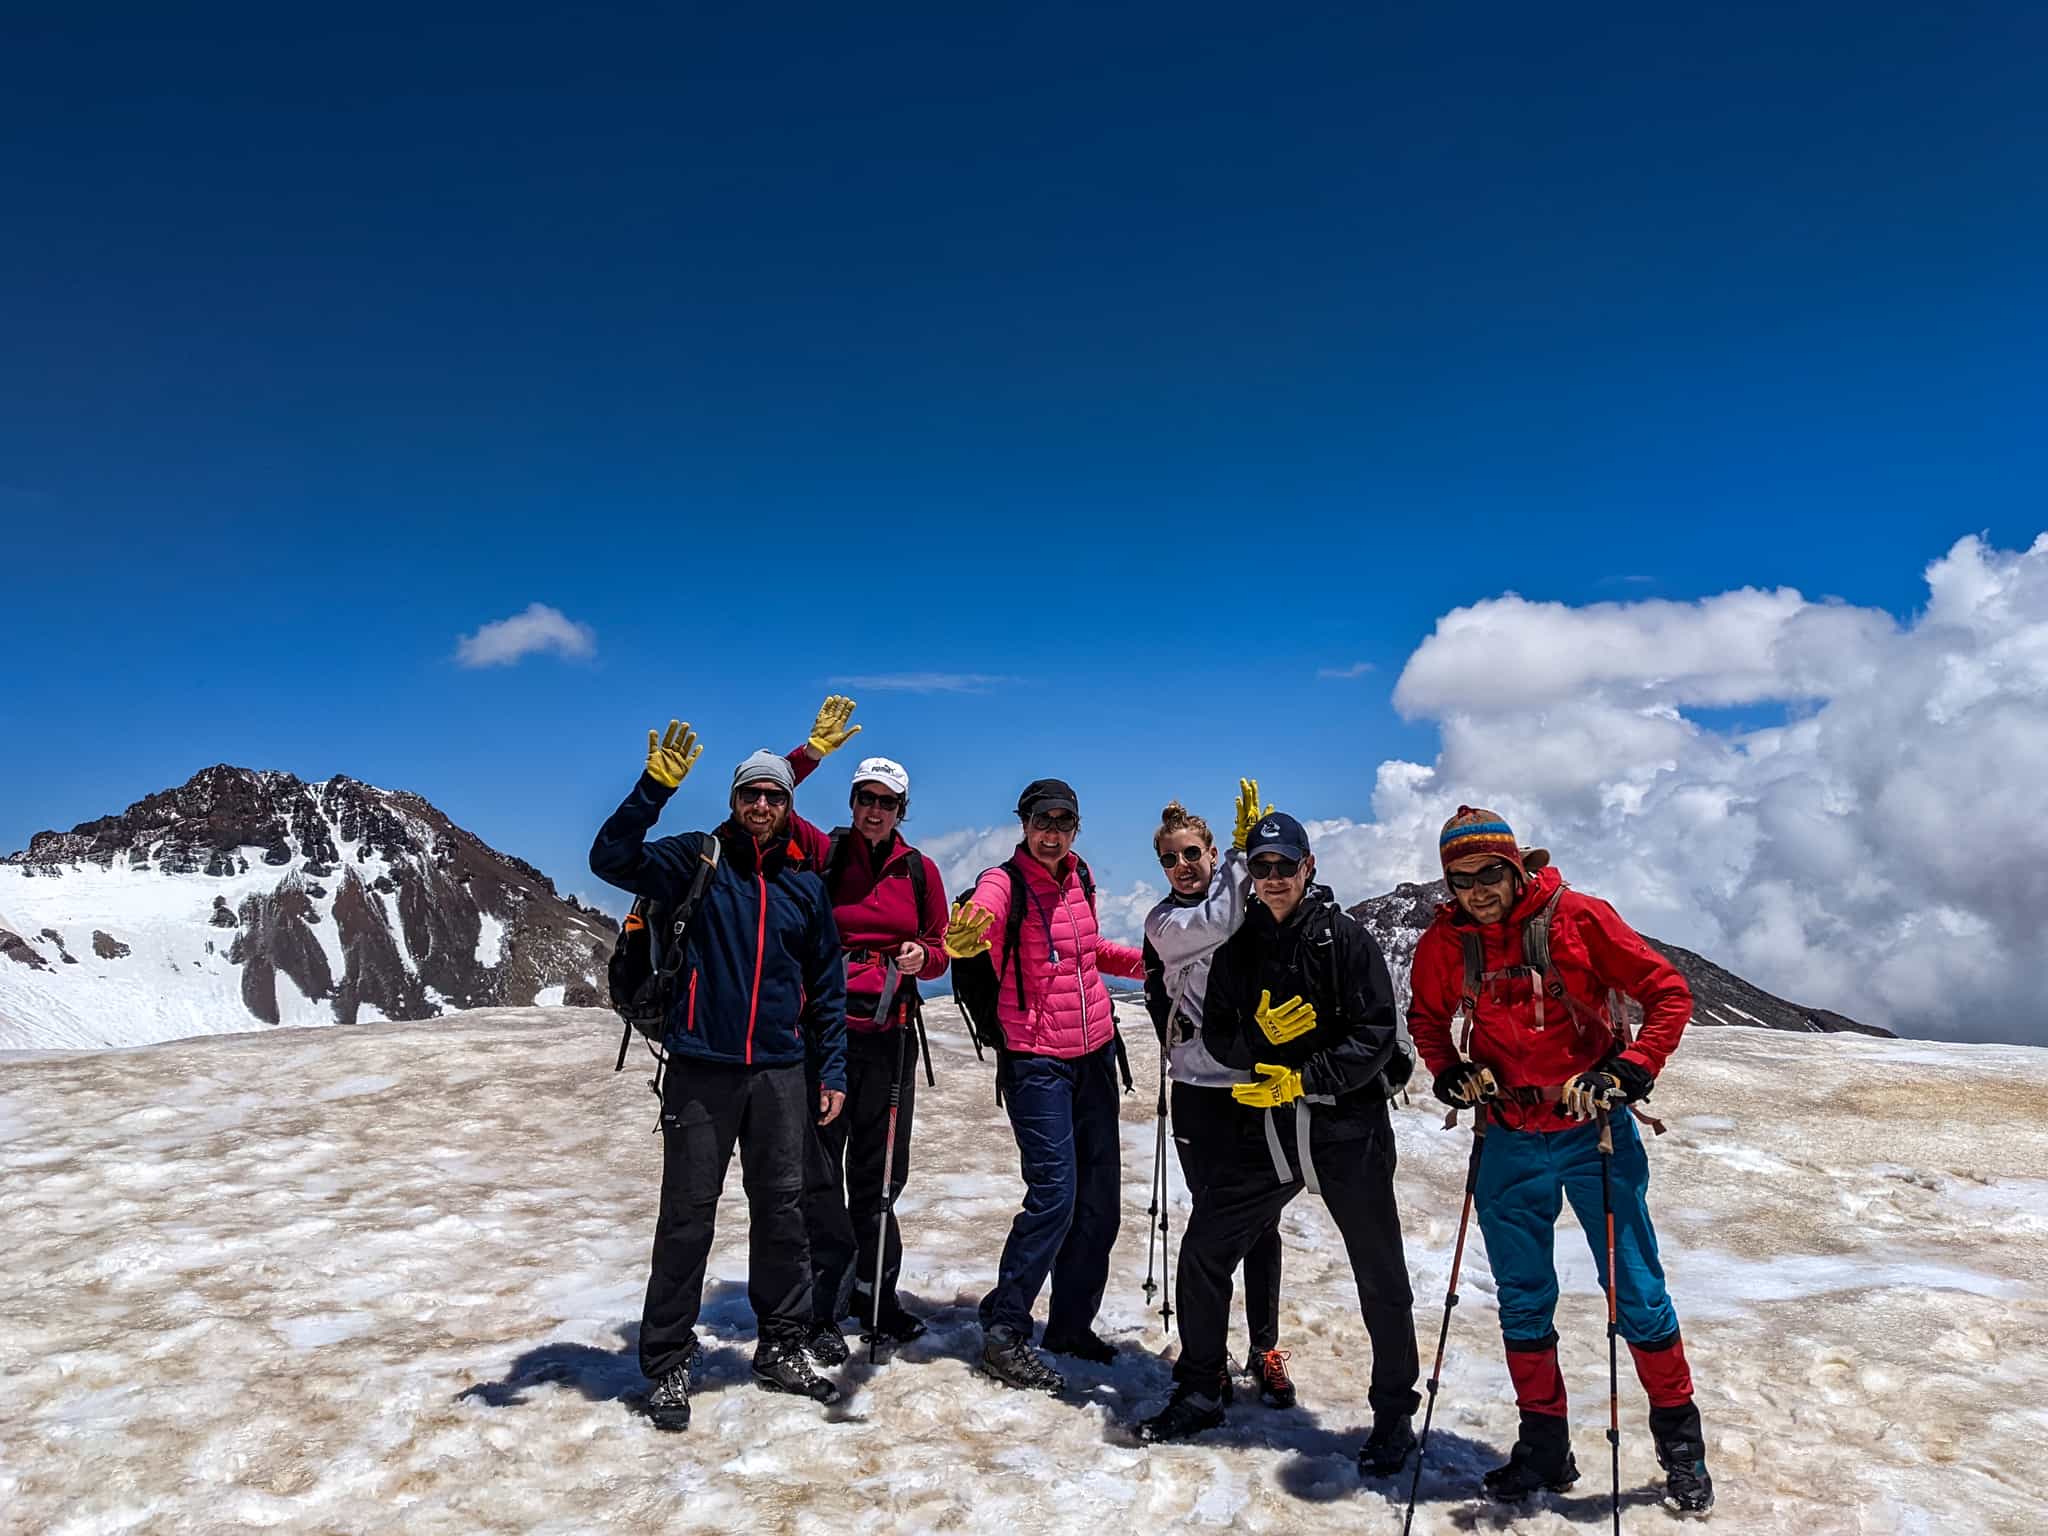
[942,899,996,960]
[1232,1062,1304,1109]
[804,694,863,760]
[645,720,704,790]
[1232,777,1275,851]
[1254,989,1318,1046]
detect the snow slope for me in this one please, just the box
[1,1006,2042,1534]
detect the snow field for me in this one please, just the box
[0,1008,2043,1533]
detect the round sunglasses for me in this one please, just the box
[1157,845,1208,870]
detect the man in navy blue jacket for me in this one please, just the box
[591,721,849,1429]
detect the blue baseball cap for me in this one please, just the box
[1244,812,1309,862]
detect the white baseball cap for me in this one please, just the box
[851,756,910,798]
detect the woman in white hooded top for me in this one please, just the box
[1140,779,1298,1410]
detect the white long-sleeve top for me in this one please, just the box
[1142,847,1254,1088]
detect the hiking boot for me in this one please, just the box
[1246,1347,1296,1409]
[1651,1402,1715,1517]
[1483,1412,1579,1500]
[803,1320,851,1368]
[643,1363,692,1432]
[977,1325,1066,1393]
[1135,1383,1227,1444]
[1358,1415,1418,1477]
[752,1338,843,1405]
[1041,1326,1117,1365]
[863,1299,928,1346]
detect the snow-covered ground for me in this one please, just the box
[2,1005,2043,1534]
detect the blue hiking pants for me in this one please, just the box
[978,1043,1122,1339]
[1475,1111,1680,1347]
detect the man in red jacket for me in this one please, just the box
[783,698,952,1363]
[1407,807,1714,1518]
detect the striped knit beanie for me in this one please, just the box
[1439,806,1528,874]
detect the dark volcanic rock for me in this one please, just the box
[332,867,431,1026]
[1348,877,1888,1038]
[1,931,50,969]
[92,930,131,960]
[40,928,78,964]
[6,763,617,1033]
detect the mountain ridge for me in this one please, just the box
[0,765,616,1050]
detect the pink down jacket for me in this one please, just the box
[970,849,1146,1060]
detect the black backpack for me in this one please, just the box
[608,832,721,1075]
[951,856,1132,1101]
[1303,899,1415,1101]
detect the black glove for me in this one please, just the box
[1606,1053,1655,1103]
[1560,1054,1655,1120]
[1431,1061,1498,1108]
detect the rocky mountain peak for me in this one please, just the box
[2,767,619,1051]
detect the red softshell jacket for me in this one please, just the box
[1407,865,1692,1129]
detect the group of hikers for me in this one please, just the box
[588,695,1716,1518]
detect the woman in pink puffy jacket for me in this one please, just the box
[944,777,1145,1393]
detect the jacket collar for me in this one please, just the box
[1250,882,1336,935]
[719,819,810,877]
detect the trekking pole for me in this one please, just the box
[1599,1107,1621,1536]
[867,956,906,1365]
[1142,1056,1168,1316]
[1403,1103,1488,1536]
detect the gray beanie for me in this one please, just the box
[730,749,796,797]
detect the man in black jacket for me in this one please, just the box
[1137,813,1421,1477]
[590,721,849,1431]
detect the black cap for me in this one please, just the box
[1017,778,1080,819]
[1244,811,1309,862]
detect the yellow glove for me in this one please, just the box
[1232,777,1275,851]
[943,899,996,960]
[1233,1062,1304,1109]
[1254,989,1317,1045]
[645,720,703,790]
[808,694,862,757]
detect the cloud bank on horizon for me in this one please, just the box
[929,535,2048,1045]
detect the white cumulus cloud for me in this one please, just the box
[455,604,597,668]
[1305,533,2048,1043]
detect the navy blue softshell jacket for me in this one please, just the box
[590,773,848,1092]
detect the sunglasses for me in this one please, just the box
[1447,861,1516,891]
[735,786,790,807]
[1029,811,1078,834]
[1157,845,1207,870]
[853,789,902,813]
[1249,855,1303,881]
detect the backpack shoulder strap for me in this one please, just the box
[1075,856,1096,910]
[905,846,929,922]
[1002,860,1029,1009]
[825,827,854,888]
[656,833,721,980]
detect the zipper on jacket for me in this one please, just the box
[1071,874,1090,1054]
[745,872,767,1064]
[686,969,699,1033]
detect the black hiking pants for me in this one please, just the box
[640,1060,814,1381]
[1173,1094,1420,1422]
[1171,1081,1281,1355]
[803,1024,918,1323]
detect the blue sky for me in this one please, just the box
[3,2,2045,997]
